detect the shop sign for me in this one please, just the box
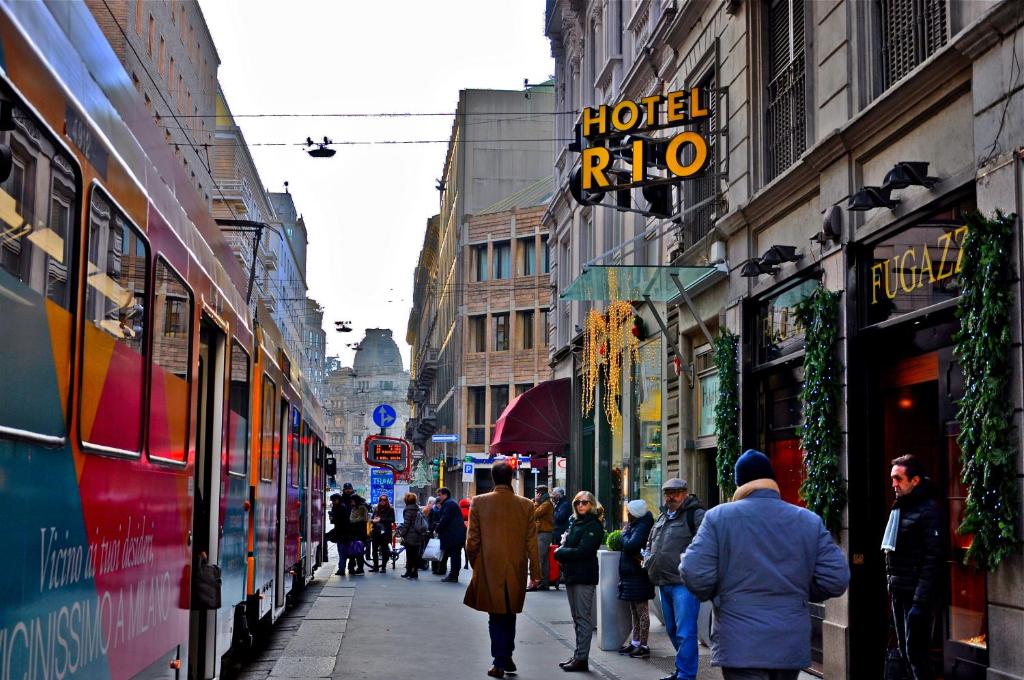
[572,88,715,199]
[863,207,970,326]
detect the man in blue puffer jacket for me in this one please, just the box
[680,450,850,680]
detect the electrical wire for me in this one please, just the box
[167,110,578,119]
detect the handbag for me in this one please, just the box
[344,540,365,558]
[192,559,222,610]
[421,537,442,561]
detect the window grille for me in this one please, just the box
[680,70,719,253]
[879,0,948,89]
[764,0,806,183]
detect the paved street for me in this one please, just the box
[229,548,797,680]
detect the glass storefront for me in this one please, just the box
[634,337,663,514]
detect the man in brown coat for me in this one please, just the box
[464,462,541,679]
[527,485,555,591]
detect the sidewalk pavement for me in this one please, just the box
[229,549,814,680]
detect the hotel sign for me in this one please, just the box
[571,88,715,202]
[863,207,970,326]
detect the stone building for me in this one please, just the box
[406,85,555,495]
[326,329,410,490]
[545,0,1024,678]
[85,0,219,207]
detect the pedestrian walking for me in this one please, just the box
[369,495,395,573]
[680,449,850,680]
[645,478,705,680]
[528,485,555,591]
[435,487,467,582]
[463,462,541,679]
[618,499,656,658]
[882,454,942,680]
[397,492,428,579]
[552,487,571,545]
[347,493,369,575]
[553,491,604,673]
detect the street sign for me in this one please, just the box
[369,468,395,507]
[431,433,459,443]
[462,461,474,483]
[372,403,397,429]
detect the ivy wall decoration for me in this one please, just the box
[794,286,846,534]
[954,210,1020,570]
[712,329,740,498]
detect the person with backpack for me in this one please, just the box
[397,492,429,579]
[645,478,705,680]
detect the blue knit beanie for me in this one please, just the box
[735,449,775,487]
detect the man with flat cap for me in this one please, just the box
[680,449,850,680]
[644,478,705,680]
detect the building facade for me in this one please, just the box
[326,329,410,491]
[406,86,555,494]
[546,1,1024,678]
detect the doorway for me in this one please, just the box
[189,318,226,680]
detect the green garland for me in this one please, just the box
[713,329,740,498]
[794,286,846,534]
[954,210,1020,570]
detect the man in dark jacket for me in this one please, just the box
[528,486,555,591]
[883,454,943,680]
[645,478,704,680]
[552,487,571,544]
[681,450,850,680]
[435,487,467,582]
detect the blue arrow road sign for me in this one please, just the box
[431,433,459,443]
[372,403,397,429]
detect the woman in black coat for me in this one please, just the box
[617,500,656,658]
[369,495,396,572]
[554,491,604,673]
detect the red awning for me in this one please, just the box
[489,378,571,454]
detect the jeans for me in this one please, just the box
[566,584,596,661]
[892,594,934,680]
[488,613,517,670]
[537,532,552,586]
[722,670,799,680]
[660,584,700,680]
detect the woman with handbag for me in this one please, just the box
[347,495,369,575]
[398,492,427,579]
[617,499,656,658]
[554,491,604,673]
[369,495,395,573]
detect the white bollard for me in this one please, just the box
[596,549,633,650]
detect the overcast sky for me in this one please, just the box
[198,0,555,370]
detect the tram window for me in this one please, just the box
[259,376,275,481]
[81,189,149,454]
[149,258,192,463]
[227,341,250,475]
[289,408,301,489]
[0,95,81,439]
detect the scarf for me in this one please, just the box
[880,508,900,552]
[732,478,780,501]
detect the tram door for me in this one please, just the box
[190,318,227,680]
[275,399,290,612]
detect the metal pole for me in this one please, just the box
[670,273,716,346]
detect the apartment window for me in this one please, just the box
[135,0,143,34]
[469,315,486,352]
[603,209,623,262]
[168,57,175,92]
[879,0,947,89]
[581,217,594,266]
[518,237,536,276]
[158,38,165,75]
[540,309,550,346]
[681,70,718,252]
[493,241,511,280]
[541,235,550,273]
[515,383,534,397]
[177,75,184,112]
[517,310,535,350]
[468,386,486,445]
[491,385,509,425]
[764,0,806,183]
[493,313,509,351]
[474,245,488,281]
[147,15,154,56]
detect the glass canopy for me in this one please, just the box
[560,265,718,301]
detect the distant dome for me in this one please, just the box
[353,328,404,375]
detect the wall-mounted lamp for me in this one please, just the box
[811,205,843,246]
[740,258,776,277]
[760,245,802,267]
[882,161,938,191]
[847,186,898,211]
